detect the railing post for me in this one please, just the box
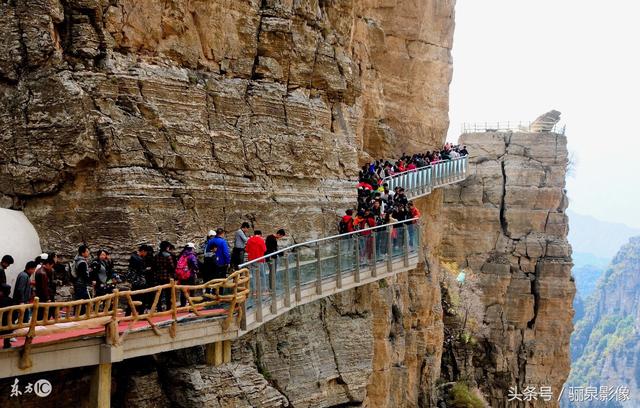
[336,239,342,289]
[269,260,277,314]
[371,230,377,277]
[255,265,263,322]
[434,163,439,186]
[417,221,423,260]
[403,225,410,267]
[110,289,121,344]
[315,242,322,295]
[295,250,302,302]
[354,235,361,283]
[240,301,247,330]
[387,225,393,273]
[283,252,291,308]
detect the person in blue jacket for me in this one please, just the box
[212,228,231,279]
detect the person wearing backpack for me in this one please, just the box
[175,243,199,307]
[202,230,217,285]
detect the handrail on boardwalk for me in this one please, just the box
[0,269,250,369]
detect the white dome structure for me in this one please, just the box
[0,208,42,288]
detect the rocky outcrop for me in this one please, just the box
[441,131,574,407]
[530,110,561,133]
[0,0,454,262]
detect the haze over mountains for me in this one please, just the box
[569,209,640,263]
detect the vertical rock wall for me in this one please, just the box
[0,0,454,260]
[441,132,575,407]
[0,1,457,408]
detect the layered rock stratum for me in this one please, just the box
[0,2,575,407]
[0,0,454,262]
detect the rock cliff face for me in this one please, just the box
[0,2,576,408]
[0,1,456,407]
[441,131,575,407]
[0,0,454,261]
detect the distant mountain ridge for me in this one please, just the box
[565,236,640,408]
[568,210,640,260]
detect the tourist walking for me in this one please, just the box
[154,241,176,311]
[126,245,149,314]
[73,245,92,315]
[35,257,54,320]
[231,222,250,270]
[0,255,14,286]
[211,228,231,279]
[13,261,36,322]
[91,250,116,297]
[245,230,267,295]
[265,229,286,273]
[0,284,14,348]
[175,243,199,307]
[203,230,217,284]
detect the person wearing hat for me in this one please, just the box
[176,242,199,307]
[202,230,217,285]
[211,228,231,280]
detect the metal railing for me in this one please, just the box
[382,156,468,200]
[461,121,566,135]
[239,219,422,327]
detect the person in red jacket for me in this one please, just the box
[408,202,421,248]
[358,209,376,265]
[245,230,267,296]
[340,209,355,234]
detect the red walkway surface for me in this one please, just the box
[7,308,227,348]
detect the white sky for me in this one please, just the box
[448,0,640,228]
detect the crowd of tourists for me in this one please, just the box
[337,143,469,263]
[343,143,469,234]
[0,226,287,348]
[0,142,468,348]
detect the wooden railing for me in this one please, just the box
[0,269,250,369]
